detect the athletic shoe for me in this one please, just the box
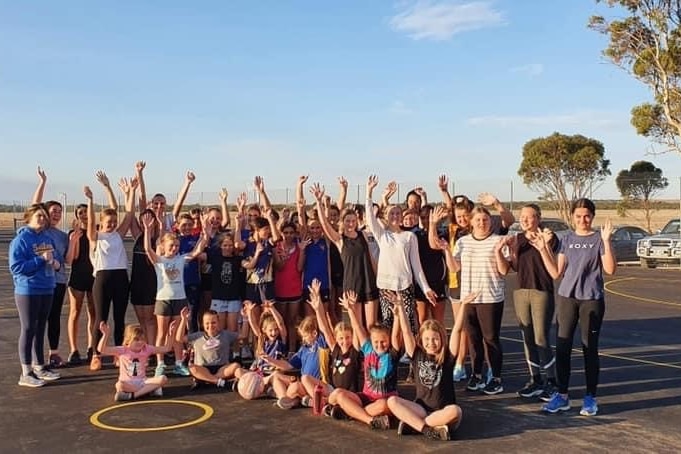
[539,380,558,402]
[542,393,570,414]
[216,378,226,388]
[482,378,504,395]
[300,396,313,408]
[189,377,201,391]
[423,425,450,441]
[89,355,102,371]
[466,375,485,391]
[369,415,390,430]
[399,353,411,364]
[485,367,493,384]
[152,387,163,397]
[517,381,544,398]
[580,395,599,416]
[174,363,191,376]
[276,397,300,410]
[240,345,254,361]
[154,364,166,377]
[330,405,348,420]
[67,350,82,366]
[397,420,417,436]
[49,353,65,368]
[322,404,334,417]
[453,365,467,382]
[114,391,132,402]
[18,373,45,388]
[33,367,60,381]
[231,379,239,393]
[86,347,94,363]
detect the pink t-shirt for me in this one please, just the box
[113,344,154,383]
[274,242,302,299]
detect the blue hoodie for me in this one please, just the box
[9,226,59,295]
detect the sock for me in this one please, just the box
[21,364,32,376]
[216,378,226,388]
[33,364,45,372]
[175,360,183,367]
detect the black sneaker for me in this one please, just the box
[370,415,390,430]
[397,420,417,436]
[466,375,485,391]
[67,350,82,366]
[517,381,543,398]
[423,425,450,441]
[483,378,504,395]
[189,377,201,391]
[539,380,558,402]
[86,347,94,363]
[330,405,348,420]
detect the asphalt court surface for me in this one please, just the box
[1,237,680,453]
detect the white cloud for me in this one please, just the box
[510,63,544,77]
[466,111,624,129]
[389,100,414,115]
[389,0,504,41]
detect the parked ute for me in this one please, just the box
[636,219,681,268]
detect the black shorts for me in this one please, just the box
[414,281,447,302]
[130,282,156,306]
[245,282,275,305]
[200,273,212,292]
[68,272,94,293]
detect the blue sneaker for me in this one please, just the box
[174,363,191,376]
[580,395,598,416]
[453,365,467,382]
[541,393,570,414]
[485,367,493,385]
[154,364,166,377]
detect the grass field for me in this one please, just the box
[1,208,680,232]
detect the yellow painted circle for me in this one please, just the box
[90,399,213,432]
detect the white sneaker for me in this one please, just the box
[33,368,60,381]
[152,387,163,397]
[18,373,45,388]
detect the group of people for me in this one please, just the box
[9,163,616,441]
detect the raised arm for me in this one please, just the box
[135,161,147,214]
[218,188,231,229]
[600,218,617,276]
[414,187,428,207]
[233,212,246,251]
[116,177,137,237]
[265,208,281,243]
[306,279,335,349]
[449,292,477,356]
[176,307,191,343]
[392,294,416,357]
[479,192,515,229]
[438,235,461,274]
[338,290,367,345]
[337,176,348,210]
[254,176,272,212]
[31,166,47,204]
[65,227,82,265]
[173,171,195,219]
[438,174,453,211]
[236,192,248,230]
[262,300,288,343]
[428,206,448,250]
[310,183,341,244]
[243,301,262,338]
[381,180,397,209]
[494,236,511,276]
[365,175,386,238]
[153,321,178,355]
[141,211,161,264]
[527,230,560,279]
[97,321,117,356]
[96,171,118,211]
[84,186,97,243]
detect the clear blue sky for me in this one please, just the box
[2,0,681,206]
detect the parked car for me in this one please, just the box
[508,217,572,241]
[636,219,681,268]
[610,225,650,262]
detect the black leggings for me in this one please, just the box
[93,269,129,351]
[47,283,67,351]
[464,301,504,378]
[555,296,605,396]
[15,293,53,365]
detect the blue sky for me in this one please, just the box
[2,0,681,206]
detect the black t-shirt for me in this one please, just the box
[515,233,558,292]
[209,253,246,300]
[412,347,456,412]
[131,235,157,284]
[414,228,446,286]
[329,345,363,392]
[67,228,93,277]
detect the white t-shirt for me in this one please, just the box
[92,231,128,273]
[454,234,508,304]
[154,255,189,300]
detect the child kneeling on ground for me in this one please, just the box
[176,307,242,389]
[98,320,176,402]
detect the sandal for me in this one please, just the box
[90,355,102,371]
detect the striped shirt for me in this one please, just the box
[454,233,506,304]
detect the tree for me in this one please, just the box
[518,132,611,222]
[589,1,681,155]
[615,160,669,231]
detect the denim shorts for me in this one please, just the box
[210,299,242,314]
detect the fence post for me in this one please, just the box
[509,180,514,211]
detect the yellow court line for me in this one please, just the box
[500,335,681,371]
[604,277,681,308]
[90,399,213,432]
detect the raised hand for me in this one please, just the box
[135,161,146,174]
[219,188,228,202]
[236,192,247,212]
[367,175,379,191]
[309,182,325,201]
[243,300,256,315]
[254,176,265,192]
[527,231,546,251]
[37,166,47,183]
[185,171,195,184]
[118,177,132,195]
[141,212,156,230]
[338,176,348,190]
[382,180,397,199]
[437,174,449,191]
[180,306,190,321]
[95,170,111,188]
[83,186,93,200]
[478,192,499,207]
[338,290,357,311]
[168,320,179,334]
[298,175,309,185]
[99,321,111,335]
[262,299,275,313]
[601,218,613,242]
[414,187,426,198]
[69,228,83,242]
[298,236,312,250]
[431,205,448,223]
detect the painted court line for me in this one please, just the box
[604,277,681,308]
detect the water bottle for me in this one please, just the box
[312,384,324,416]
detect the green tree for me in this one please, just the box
[518,132,611,222]
[615,160,669,231]
[589,1,681,154]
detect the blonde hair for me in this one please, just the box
[418,320,447,366]
[122,324,145,347]
[333,321,353,338]
[297,316,318,337]
[255,313,279,356]
[369,323,390,337]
